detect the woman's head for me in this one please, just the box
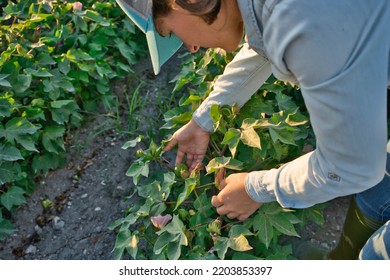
[152,0,243,52]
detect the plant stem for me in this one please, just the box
[188,221,210,231]
[220,145,228,157]
[195,182,215,190]
[210,139,221,155]
[194,189,208,218]
[221,219,252,230]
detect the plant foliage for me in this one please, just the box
[0,0,145,239]
[113,49,324,260]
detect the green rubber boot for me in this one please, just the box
[327,196,384,260]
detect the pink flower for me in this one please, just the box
[72,2,83,11]
[151,214,172,230]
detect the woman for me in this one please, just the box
[116,0,390,259]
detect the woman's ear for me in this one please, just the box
[154,17,165,35]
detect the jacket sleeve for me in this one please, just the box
[192,42,272,132]
[245,0,388,208]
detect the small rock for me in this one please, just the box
[81,193,88,199]
[53,216,65,230]
[112,185,126,198]
[95,207,102,212]
[34,225,43,235]
[25,245,37,255]
[320,242,330,249]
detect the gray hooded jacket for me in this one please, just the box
[192,0,390,208]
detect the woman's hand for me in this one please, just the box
[163,118,210,170]
[211,173,262,221]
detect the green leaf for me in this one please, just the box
[137,181,164,201]
[114,229,139,259]
[37,53,56,66]
[126,234,139,259]
[0,74,11,87]
[50,100,80,124]
[180,95,202,106]
[66,49,95,62]
[156,215,188,258]
[83,10,107,24]
[214,237,229,260]
[240,126,262,150]
[174,178,197,210]
[228,225,253,238]
[214,230,253,259]
[32,153,65,175]
[12,74,32,94]
[27,68,53,78]
[206,157,243,174]
[14,134,38,152]
[115,230,132,248]
[114,38,135,63]
[167,238,181,260]
[210,104,221,129]
[275,92,297,110]
[0,96,14,118]
[154,231,177,255]
[0,162,19,184]
[41,126,65,154]
[269,127,296,145]
[121,136,142,150]
[1,186,26,211]
[50,100,75,109]
[0,143,24,161]
[253,214,274,248]
[221,128,240,157]
[125,161,149,185]
[0,46,16,67]
[0,117,40,143]
[285,110,308,127]
[0,217,15,241]
[270,213,300,237]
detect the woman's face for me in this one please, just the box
[155,1,244,53]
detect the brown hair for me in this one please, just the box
[152,0,221,24]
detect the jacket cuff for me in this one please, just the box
[192,110,215,133]
[245,170,276,203]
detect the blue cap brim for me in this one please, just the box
[145,17,182,74]
[115,0,182,75]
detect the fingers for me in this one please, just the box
[175,150,185,166]
[189,155,204,171]
[218,179,227,190]
[163,136,178,152]
[186,154,194,168]
[211,195,223,208]
[212,199,248,220]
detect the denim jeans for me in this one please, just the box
[356,143,390,259]
[359,221,390,260]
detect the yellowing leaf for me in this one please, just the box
[229,235,253,252]
[241,126,261,150]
